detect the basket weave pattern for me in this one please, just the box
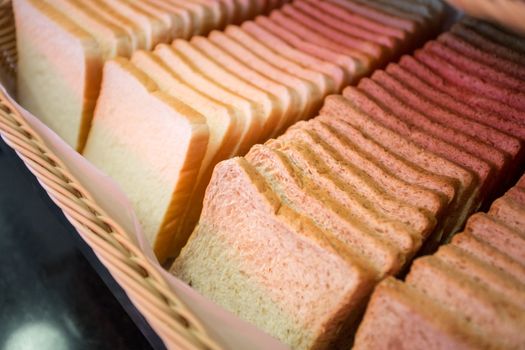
[0,1,219,349]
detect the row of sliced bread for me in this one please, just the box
[354,173,525,349]
[171,17,525,349]
[83,0,445,263]
[13,0,290,151]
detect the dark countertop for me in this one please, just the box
[0,137,161,349]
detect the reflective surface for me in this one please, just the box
[0,138,157,349]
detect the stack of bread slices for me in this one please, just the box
[83,0,445,263]
[354,174,525,349]
[171,17,525,349]
[13,0,290,151]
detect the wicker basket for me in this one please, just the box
[0,2,221,349]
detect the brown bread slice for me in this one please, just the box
[451,232,525,284]
[245,144,402,277]
[385,62,525,141]
[506,186,525,206]
[406,256,525,348]
[488,197,525,236]
[353,277,491,350]
[310,116,450,213]
[465,213,525,266]
[335,91,478,242]
[172,157,376,349]
[276,123,436,238]
[252,142,421,256]
[435,244,525,307]
[414,49,525,111]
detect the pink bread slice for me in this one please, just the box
[307,119,447,218]
[488,197,525,236]
[292,0,400,54]
[451,232,525,284]
[190,35,299,138]
[398,55,525,127]
[240,21,347,90]
[405,256,525,348]
[438,32,525,80]
[424,40,525,93]
[450,22,525,66]
[254,15,366,80]
[267,9,374,68]
[280,3,386,60]
[414,49,525,111]
[326,0,418,33]
[435,244,525,307]
[359,76,504,197]
[385,62,525,141]
[172,157,376,349]
[224,25,331,99]
[353,277,490,350]
[465,213,525,266]
[207,29,317,124]
[380,65,523,160]
[304,0,408,42]
[245,144,402,277]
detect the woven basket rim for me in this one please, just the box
[0,2,221,349]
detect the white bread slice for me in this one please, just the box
[153,43,263,155]
[168,0,213,35]
[190,35,300,137]
[47,0,132,58]
[171,157,376,349]
[15,0,104,151]
[172,38,281,143]
[97,0,168,49]
[83,58,209,262]
[130,50,243,260]
[143,0,192,39]
[88,0,147,50]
